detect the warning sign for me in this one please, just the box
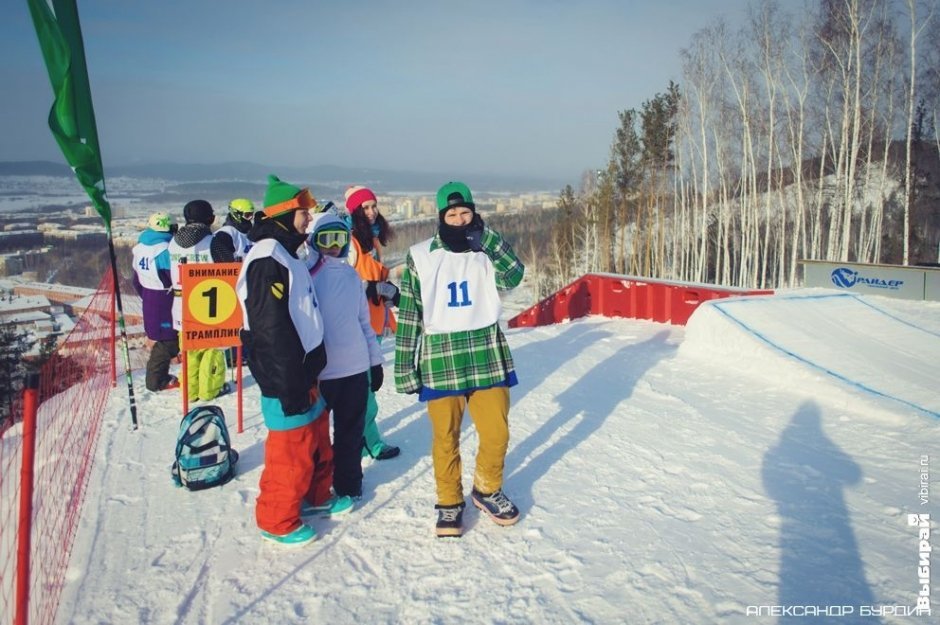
[179,263,243,350]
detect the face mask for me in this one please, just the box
[438,221,470,253]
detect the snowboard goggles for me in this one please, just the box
[313,229,349,249]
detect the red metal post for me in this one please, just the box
[15,374,40,625]
[236,346,243,434]
[181,351,189,417]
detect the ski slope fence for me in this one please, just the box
[508,272,774,328]
[0,269,146,625]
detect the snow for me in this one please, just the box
[53,288,938,624]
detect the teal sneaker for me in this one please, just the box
[301,495,355,518]
[260,523,317,546]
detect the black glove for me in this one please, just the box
[365,280,380,306]
[376,281,400,307]
[465,213,485,252]
[280,391,310,417]
[370,364,384,392]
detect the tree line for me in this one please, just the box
[536,0,940,299]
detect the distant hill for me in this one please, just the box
[0,160,567,194]
[0,161,73,177]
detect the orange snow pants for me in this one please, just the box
[255,402,333,536]
[426,386,510,507]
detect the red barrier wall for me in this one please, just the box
[508,273,774,328]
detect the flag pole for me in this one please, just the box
[26,0,138,428]
[107,232,139,428]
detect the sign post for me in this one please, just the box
[179,262,245,432]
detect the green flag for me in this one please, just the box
[27,0,112,227]
[27,0,140,429]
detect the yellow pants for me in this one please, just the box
[426,386,510,506]
[186,347,227,402]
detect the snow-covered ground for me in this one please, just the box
[54,288,938,624]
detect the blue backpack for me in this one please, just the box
[171,405,239,490]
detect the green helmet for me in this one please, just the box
[228,198,255,222]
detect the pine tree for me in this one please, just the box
[612,109,643,273]
[0,324,33,428]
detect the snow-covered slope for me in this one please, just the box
[56,290,938,624]
[681,290,940,418]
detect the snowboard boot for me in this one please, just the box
[363,442,401,461]
[471,488,520,526]
[260,523,317,546]
[301,495,355,518]
[435,503,466,538]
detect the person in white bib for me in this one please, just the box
[394,181,525,538]
[211,197,255,262]
[168,199,229,402]
[211,198,256,369]
[236,175,328,546]
[131,212,179,392]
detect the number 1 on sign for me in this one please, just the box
[201,286,218,318]
[446,281,472,307]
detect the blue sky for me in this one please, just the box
[2,1,750,183]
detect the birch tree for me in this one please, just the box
[902,0,935,264]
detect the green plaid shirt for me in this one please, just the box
[394,227,524,394]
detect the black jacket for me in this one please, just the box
[210,214,252,262]
[240,217,326,415]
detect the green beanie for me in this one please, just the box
[262,174,316,218]
[436,181,475,212]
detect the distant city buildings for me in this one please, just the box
[0,279,147,355]
[0,175,558,355]
[0,278,146,356]
[374,191,556,221]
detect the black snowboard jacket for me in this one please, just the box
[240,218,326,416]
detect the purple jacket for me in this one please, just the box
[131,229,177,341]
